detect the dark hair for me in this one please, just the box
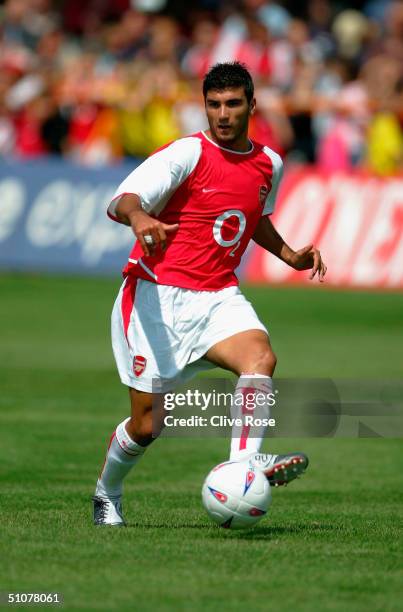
[203,62,254,103]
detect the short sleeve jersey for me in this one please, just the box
[108,130,283,291]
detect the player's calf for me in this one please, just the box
[126,388,166,445]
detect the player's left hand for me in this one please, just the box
[290,244,327,282]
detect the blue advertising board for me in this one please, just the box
[0,158,137,275]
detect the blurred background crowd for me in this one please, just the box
[0,0,402,174]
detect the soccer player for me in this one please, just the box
[93,62,326,526]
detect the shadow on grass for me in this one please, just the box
[226,522,337,540]
[125,521,337,539]
[127,522,210,529]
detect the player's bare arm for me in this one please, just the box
[115,194,179,256]
[253,215,327,282]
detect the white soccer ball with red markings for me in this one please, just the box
[202,461,272,530]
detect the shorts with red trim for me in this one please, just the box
[111,277,268,393]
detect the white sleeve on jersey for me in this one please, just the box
[262,147,284,216]
[108,136,202,218]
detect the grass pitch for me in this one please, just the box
[1,274,402,611]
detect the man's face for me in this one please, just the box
[205,87,256,149]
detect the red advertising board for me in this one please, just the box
[244,167,403,289]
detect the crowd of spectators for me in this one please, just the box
[0,0,402,174]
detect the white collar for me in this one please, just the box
[202,131,254,155]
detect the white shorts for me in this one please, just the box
[111,277,268,392]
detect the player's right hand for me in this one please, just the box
[128,209,179,256]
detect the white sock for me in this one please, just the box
[95,417,146,498]
[229,374,273,461]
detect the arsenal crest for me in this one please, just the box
[133,355,147,377]
[259,184,269,205]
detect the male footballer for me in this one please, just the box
[93,62,327,526]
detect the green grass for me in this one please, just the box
[1,274,402,611]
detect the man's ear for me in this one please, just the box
[249,97,256,116]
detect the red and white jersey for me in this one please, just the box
[108,130,283,291]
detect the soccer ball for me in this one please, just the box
[202,461,272,530]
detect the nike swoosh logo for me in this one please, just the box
[202,188,217,193]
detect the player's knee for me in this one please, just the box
[247,347,277,376]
